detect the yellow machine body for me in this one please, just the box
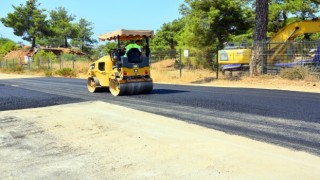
[218,48,251,65]
[218,19,320,66]
[87,29,154,96]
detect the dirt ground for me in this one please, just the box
[1,73,320,179]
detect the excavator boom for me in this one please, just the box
[271,19,320,43]
[218,19,320,72]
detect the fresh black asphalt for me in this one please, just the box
[0,77,319,155]
[0,84,83,111]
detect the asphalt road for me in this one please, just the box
[1,77,320,155]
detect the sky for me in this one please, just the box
[0,0,185,45]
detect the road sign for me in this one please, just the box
[184,50,189,57]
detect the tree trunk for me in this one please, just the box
[250,0,269,77]
[217,34,224,50]
[32,37,36,48]
[64,37,68,48]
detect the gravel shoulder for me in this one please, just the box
[1,73,320,179]
[1,101,320,179]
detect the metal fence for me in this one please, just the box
[1,42,319,79]
[261,41,320,74]
[0,55,91,72]
[149,49,220,80]
[151,42,320,79]
[150,50,177,63]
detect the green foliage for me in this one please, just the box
[1,0,96,54]
[289,0,319,20]
[308,32,320,40]
[0,0,50,47]
[33,50,58,64]
[269,0,320,34]
[60,53,78,61]
[37,36,64,47]
[89,43,117,60]
[74,55,89,62]
[0,64,23,73]
[280,67,309,80]
[151,0,255,69]
[2,0,320,72]
[55,68,77,77]
[179,0,254,49]
[150,19,185,51]
[181,46,215,69]
[71,18,97,54]
[229,32,254,46]
[44,70,53,76]
[49,7,76,47]
[0,38,18,55]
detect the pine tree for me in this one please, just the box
[0,0,50,48]
[250,0,269,76]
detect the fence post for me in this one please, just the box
[261,41,264,75]
[59,56,62,69]
[38,57,40,70]
[216,45,219,79]
[47,57,50,69]
[179,48,182,78]
[72,55,75,69]
[28,57,31,71]
[301,41,305,68]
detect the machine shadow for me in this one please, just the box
[151,89,189,95]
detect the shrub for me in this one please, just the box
[0,38,18,55]
[13,66,24,73]
[280,67,309,80]
[55,68,77,77]
[60,53,77,61]
[44,70,53,77]
[0,65,23,73]
[33,50,58,64]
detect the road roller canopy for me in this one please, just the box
[98,29,154,41]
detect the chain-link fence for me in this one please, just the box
[0,54,91,72]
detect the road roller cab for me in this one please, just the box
[87,29,153,96]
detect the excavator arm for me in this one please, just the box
[270,19,320,43]
[269,19,320,63]
[218,19,320,72]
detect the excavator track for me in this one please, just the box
[109,79,153,96]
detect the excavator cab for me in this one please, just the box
[87,29,154,96]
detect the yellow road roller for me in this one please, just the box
[87,29,153,96]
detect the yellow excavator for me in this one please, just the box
[218,19,320,72]
[87,29,153,96]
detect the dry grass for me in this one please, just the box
[151,59,216,84]
[151,59,320,93]
[0,60,90,78]
[1,58,319,93]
